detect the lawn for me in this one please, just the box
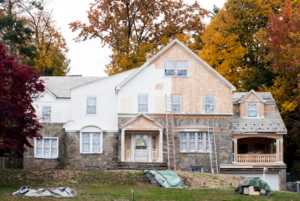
[0,169,299,201]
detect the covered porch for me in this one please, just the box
[232,135,284,164]
[120,114,164,163]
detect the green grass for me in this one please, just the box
[0,170,299,200]
[0,183,299,201]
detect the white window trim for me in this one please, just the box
[204,96,215,114]
[42,106,51,122]
[80,132,103,154]
[86,96,98,115]
[34,137,59,159]
[247,103,258,117]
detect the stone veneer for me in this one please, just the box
[24,123,65,169]
[118,117,233,173]
[24,124,119,170]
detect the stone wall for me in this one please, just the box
[24,123,119,170]
[118,116,233,173]
[279,168,287,191]
[64,132,118,169]
[24,123,65,169]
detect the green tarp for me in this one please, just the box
[143,170,188,188]
[234,178,273,196]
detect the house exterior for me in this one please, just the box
[24,39,287,190]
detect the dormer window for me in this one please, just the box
[164,61,175,76]
[247,103,257,117]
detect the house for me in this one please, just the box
[24,39,287,190]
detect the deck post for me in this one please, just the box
[233,139,237,163]
[121,128,126,162]
[159,129,163,162]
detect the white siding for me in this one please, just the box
[65,70,134,131]
[33,92,71,123]
[118,64,172,114]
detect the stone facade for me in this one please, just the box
[24,123,65,169]
[24,124,119,170]
[118,116,233,173]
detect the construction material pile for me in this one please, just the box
[12,186,77,197]
[234,178,273,196]
[144,169,188,188]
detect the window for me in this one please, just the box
[126,136,130,149]
[87,97,97,114]
[164,61,175,76]
[42,106,51,122]
[205,96,215,113]
[180,133,187,151]
[190,167,203,173]
[35,138,58,158]
[206,132,212,152]
[247,103,257,117]
[81,133,102,153]
[153,136,157,151]
[177,61,188,76]
[189,132,196,151]
[180,132,213,152]
[172,95,181,113]
[197,132,204,151]
[138,94,148,112]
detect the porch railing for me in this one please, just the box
[237,154,277,163]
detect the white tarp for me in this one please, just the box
[13,187,77,197]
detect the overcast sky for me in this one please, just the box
[50,0,226,76]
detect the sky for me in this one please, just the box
[50,0,227,76]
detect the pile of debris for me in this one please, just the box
[143,169,188,188]
[12,186,77,197]
[234,178,273,196]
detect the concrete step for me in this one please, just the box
[117,162,168,170]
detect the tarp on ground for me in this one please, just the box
[287,182,300,193]
[234,178,273,196]
[13,187,77,197]
[143,169,189,188]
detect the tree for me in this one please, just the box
[0,42,44,157]
[0,0,70,76]
[200,0,284,91]
[265,0,300,175]
[0,0,34,56]
[69,0,209,75]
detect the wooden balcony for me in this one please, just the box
[237,154,277,163]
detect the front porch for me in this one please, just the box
[232,135,284,164]
[120,114,164,163]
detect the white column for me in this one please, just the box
[148,134,152,162]
[277,139,284,163]
[159,129,163,162]
[121,128,126,162]
[233,139,237,163]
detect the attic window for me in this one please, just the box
[247,103,257,117]
[177,61,188,76]
[164,61,175,76]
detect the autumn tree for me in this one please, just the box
[265,0,300,174]
[69,0,209,75]
[0,42,44,158]
[20,0,70,75]
[200,0,284,91]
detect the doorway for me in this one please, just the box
[135,135,148,162]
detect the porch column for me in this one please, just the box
[233,139,237,163]
[121,128,126,162]
[277,139,284,163]
[159,129,163,162]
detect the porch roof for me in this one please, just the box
[121,113,164,131]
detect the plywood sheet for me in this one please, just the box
[150,44,233,114]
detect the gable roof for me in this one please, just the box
[233,90,273,104]
[115,39,236,92]
[33,76,105,99]
[121,113,164,129]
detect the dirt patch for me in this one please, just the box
[176,171,243,188]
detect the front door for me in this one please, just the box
[135,135,148,162]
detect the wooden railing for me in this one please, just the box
[237,154,277,163]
